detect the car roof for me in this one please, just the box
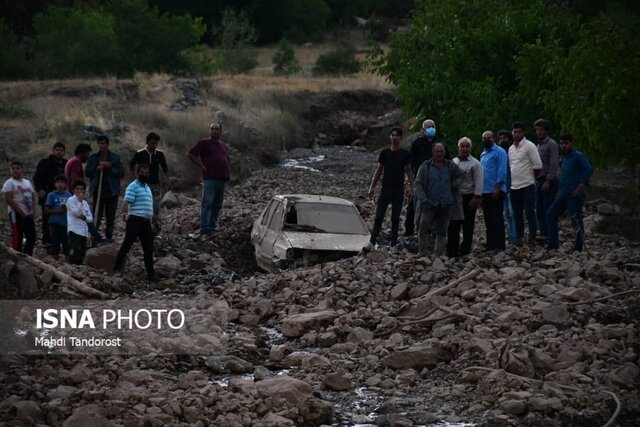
[273,194,356,206]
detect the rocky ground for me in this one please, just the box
[0,145,639,426]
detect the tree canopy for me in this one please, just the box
[374,0,640,167]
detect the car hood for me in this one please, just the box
[282,231,370,252]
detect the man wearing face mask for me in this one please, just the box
[480,130,508,251]
[405,119,450,236]
[113,163,158,282]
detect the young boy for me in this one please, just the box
[66,179,93,264]
[44,175,72,258]
[3,161,37,255]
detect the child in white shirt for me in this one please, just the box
[66,180,93,264]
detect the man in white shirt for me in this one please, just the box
[3,161,37,255]
[508,122,542,245]
[448,137,483,257]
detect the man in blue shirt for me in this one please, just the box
[546,134,593,252]
[113,164,157,281]
[480,131,508,251]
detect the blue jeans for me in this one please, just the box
[511,184,536,243]
[546,192,585,251]
[536,176,558,236]
[201,179,226,234]
[503,192,516,243]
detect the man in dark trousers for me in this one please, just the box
[414,143,463,257]
[34,142,67,247]
[367,127,413,252]
[129,132,168,217]
[546,134,593,252]
[85,135,124,240]
[113,164,157,281]
[405,119,450,236]
[187,122,230,236]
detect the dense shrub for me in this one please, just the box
[272,38,301,76]
[313,44,361,76]
[212,9,258,74]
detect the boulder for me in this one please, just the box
[11,400,44,424]
[154,255,181,278]
[256,376,313,403]
[62,405,113,427]
[323,373,353,391]
[281,310,337,337]
[542,305,570,325]
[382,345,443,369]
[501,399,527,415]
[85,244,119,272]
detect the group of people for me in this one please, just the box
[368,119,594,257]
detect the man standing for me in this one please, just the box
[497,130,516,244]
[66,180,93,265]
[85,135,124,240]
[405,119,450,236]
[447,137,483,257]
[187,122,230,236]
[414,143,463,257]
[480,131,508,251]
[129,132,168,217]
[509,122,542,245]
[533,119,560,238]
[546,134,593,252]
[3,161,37,255]
[367,127,413,251]
[65,143,92,192]
[114,164,157,281]
[34,142,67,247]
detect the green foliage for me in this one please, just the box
[32,0,205,77]
[376,0,640,165]
[313,44,361,76]
[212,9,258,74]
[183,44,216,76]
[544,12,640,167]
[0,19,30,79]
[272,38,301,76]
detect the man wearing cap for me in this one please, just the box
[406,119,450,236]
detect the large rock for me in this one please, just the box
[256,376,315,404]
[154,255,181,278]
[323,373,353,391]
[62,404,113,427]
[281,311,337,337]
[85,243,119,272]
[382,345,443,369]
[11,400,44,424]
[542,305,570,325]
[500,399,527,415]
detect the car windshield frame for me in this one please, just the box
[283,201,368,235]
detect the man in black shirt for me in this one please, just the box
[129,132,168,217]
[367,127,414,251]
[34,142,67,246]
[405,119,450,236]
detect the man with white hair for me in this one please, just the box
[406,119,450,236]
[447,137,483,257]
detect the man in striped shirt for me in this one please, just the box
[113,164,157,281]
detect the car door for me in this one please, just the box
[259,201,285,269]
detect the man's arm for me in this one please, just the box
[129,152,138,172]
[529,141,543,178]
[110,154,125,179]
[121,200,130,222]
[471,161,483,208]
[187,152,206,173]
[572,154,594,197]
[493,149,507,199]
[368,164,383,199]
[414,163,427,205]
[405,164,414,200]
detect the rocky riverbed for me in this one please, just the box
[0,145,639,426]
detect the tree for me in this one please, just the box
[272,37,301,75]
[32,0,205,77]
[212,8,258,74]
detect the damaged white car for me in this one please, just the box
[251,194,371,271]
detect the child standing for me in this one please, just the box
[66,179,93,264]
[2,161,37,255]
[45,175,72,259]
